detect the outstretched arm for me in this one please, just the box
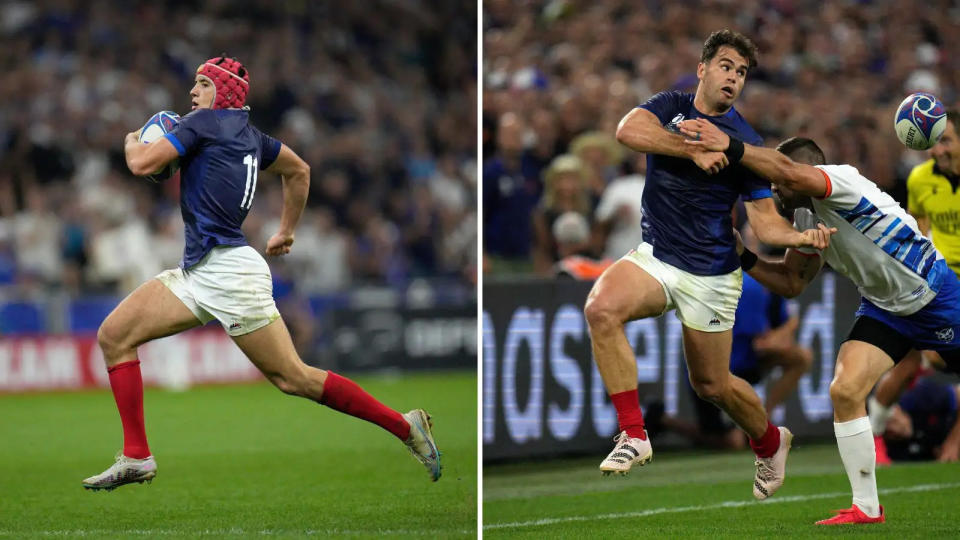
[739,144,829,198]
[616,108,730,174]
[678,118,829,197]
[735,229,824,298]
[263,143,310,256]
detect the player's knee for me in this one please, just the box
[691,379,726,404]
[829,378,859,408]
[270,373,300,396]
[96,320,127,361]
[269,369,310,397]
[584,296,620,334]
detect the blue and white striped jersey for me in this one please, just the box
[807,164,949,315]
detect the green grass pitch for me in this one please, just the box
[484,442,960,538]
[0,371,476,538]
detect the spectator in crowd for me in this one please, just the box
[531,154,593,276]
[594,152,646,259]
[9,185,63,286]
[484,112,542,273]
[569,131,624,203]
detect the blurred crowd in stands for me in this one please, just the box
[483,0,960,276]
[0,0,477,307]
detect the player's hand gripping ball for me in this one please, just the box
[894,92,947,150]
[138,111,181,182]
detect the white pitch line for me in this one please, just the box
[0,528,475,537]
[483,481,960,530]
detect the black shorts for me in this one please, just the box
[845,316,960,373]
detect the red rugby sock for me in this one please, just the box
[319,372,410,441]
[610,389,647,439]
[750,421,782,458]
[107,360,151,459]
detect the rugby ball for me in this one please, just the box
[138,111,181,182]
[894,93,947,151]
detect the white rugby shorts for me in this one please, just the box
[622,242,742,332]
[156,245,280,336]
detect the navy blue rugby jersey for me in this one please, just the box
[164,109,282,268]
[638,91,771,275]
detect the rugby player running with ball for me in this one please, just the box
[82,56,440,491]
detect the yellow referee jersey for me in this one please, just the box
[907,159,960,277]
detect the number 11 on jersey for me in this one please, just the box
[241,154,258,209]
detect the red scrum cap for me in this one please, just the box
[196,55,250,109]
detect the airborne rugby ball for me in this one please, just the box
[894,93,947,151]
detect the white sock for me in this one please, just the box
[867,395,892,436]
[835,416,881,517]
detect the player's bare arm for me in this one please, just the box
[744,197,833,250]
[734,228,824,298]
[263,143,310,256]
[679,118,829,197]
[616,108,729,174]
[124,130,179,177]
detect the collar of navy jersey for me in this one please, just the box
[691,103,738,119]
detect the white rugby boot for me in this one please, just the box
[82,452,157,491]
[403,409,441,481]
[599,430,653,476]
[753,426,793,500]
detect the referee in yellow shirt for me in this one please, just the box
[869,109,960,465]
[908,109,960,277]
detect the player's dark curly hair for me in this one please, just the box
[701,29,759,70]
[948,109,960,136]
[776,137,826,165]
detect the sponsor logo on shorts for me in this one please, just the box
[911,284,926,298]
[709,314,721,326]
[935,327,955,343]
[230,321,242,331]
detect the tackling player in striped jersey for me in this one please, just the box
[681,117,960,525]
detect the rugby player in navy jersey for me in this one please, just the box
[81,56,440,490]
[584,30,833,499]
